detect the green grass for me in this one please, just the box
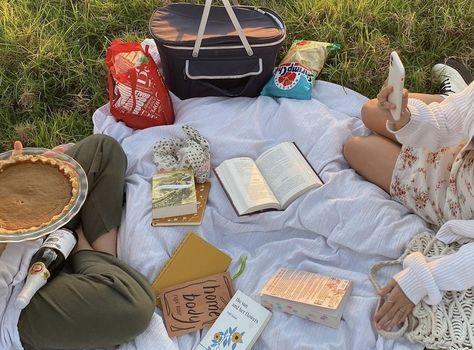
[0,0,473,151]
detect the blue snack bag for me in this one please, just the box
[261,40,340,100]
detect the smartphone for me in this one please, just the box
[387,51,405,121]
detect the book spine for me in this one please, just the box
[261,294,341,329]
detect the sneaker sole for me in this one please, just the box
[433,58,474,85]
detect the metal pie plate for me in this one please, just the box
[0,147,88,243]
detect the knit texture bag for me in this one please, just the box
[369,231,474,350]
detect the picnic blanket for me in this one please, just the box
[92,39,427,350]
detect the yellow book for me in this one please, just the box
[152,232,232,307]
[151,182,210,226]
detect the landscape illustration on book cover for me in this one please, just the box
[152,168,197,219]
[152,182,210,226]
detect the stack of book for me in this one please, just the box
[151,169,210,226]
[153,232,273,349]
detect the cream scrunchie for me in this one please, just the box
[152,125,210,183]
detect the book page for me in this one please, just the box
[260,268,351,310]
[255,142,322,208]
[215,157,280,215]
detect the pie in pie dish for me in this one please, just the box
[0,155,80,234]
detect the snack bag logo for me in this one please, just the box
[273,63,313,90]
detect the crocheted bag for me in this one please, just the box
[369,231,474,350]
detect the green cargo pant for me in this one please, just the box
[18,135,156,349]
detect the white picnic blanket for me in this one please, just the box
[92,39,427,350]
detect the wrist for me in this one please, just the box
[388,108,411,131]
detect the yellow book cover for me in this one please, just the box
[152,182,210,226]
[152,232,232,307]
[152,169,197,219]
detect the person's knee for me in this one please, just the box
[343,136,363,168]
[81,135,124,156]
[361,99,378,128]
[117,288,156,340]
[83,134,127,171]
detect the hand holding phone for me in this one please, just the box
[387,51,405,121]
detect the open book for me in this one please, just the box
[214,142,323,216]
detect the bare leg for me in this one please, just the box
[361,93,445,142]
[91,228,117,257]
[72,226,117,257]
[343,135,401,193]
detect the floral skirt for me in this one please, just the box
[389,143,471,226]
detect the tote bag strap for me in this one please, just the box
[192,0,253,58]
[368,258,409,340]
[191,0,239,4]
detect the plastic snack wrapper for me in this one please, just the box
[152,125,210,183]
[261,40,341,100]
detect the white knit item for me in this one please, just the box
[387,82,474,151]
[369,231,474,349]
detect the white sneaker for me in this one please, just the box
[431,58,473,96]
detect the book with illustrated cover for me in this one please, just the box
[196,290,272,350]
[152,232,232,307]
[260,267,352,328]
[214,142,323,216]
[152,182,210,226]
[160,271,234,337]
[152,168,197,219]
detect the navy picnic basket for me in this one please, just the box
[149,0,286,99]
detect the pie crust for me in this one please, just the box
[0,155,80,234]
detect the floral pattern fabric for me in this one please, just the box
[390,142,474,226]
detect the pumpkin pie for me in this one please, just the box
[0,155,80,234]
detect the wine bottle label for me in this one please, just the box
[41,229,77,258]
[29,262,51,280]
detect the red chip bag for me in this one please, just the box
[105,39,174,129]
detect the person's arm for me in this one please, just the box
[374,241,474,331]
[374,220,474,330]
[394,241,474,305]
[389,82,474,150]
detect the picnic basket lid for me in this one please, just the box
[150,3,285,47]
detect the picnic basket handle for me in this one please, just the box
[191,0,239,4]
[192,0,253,58]
[369,259,409,340]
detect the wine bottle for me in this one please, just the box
[15,228,77,309]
